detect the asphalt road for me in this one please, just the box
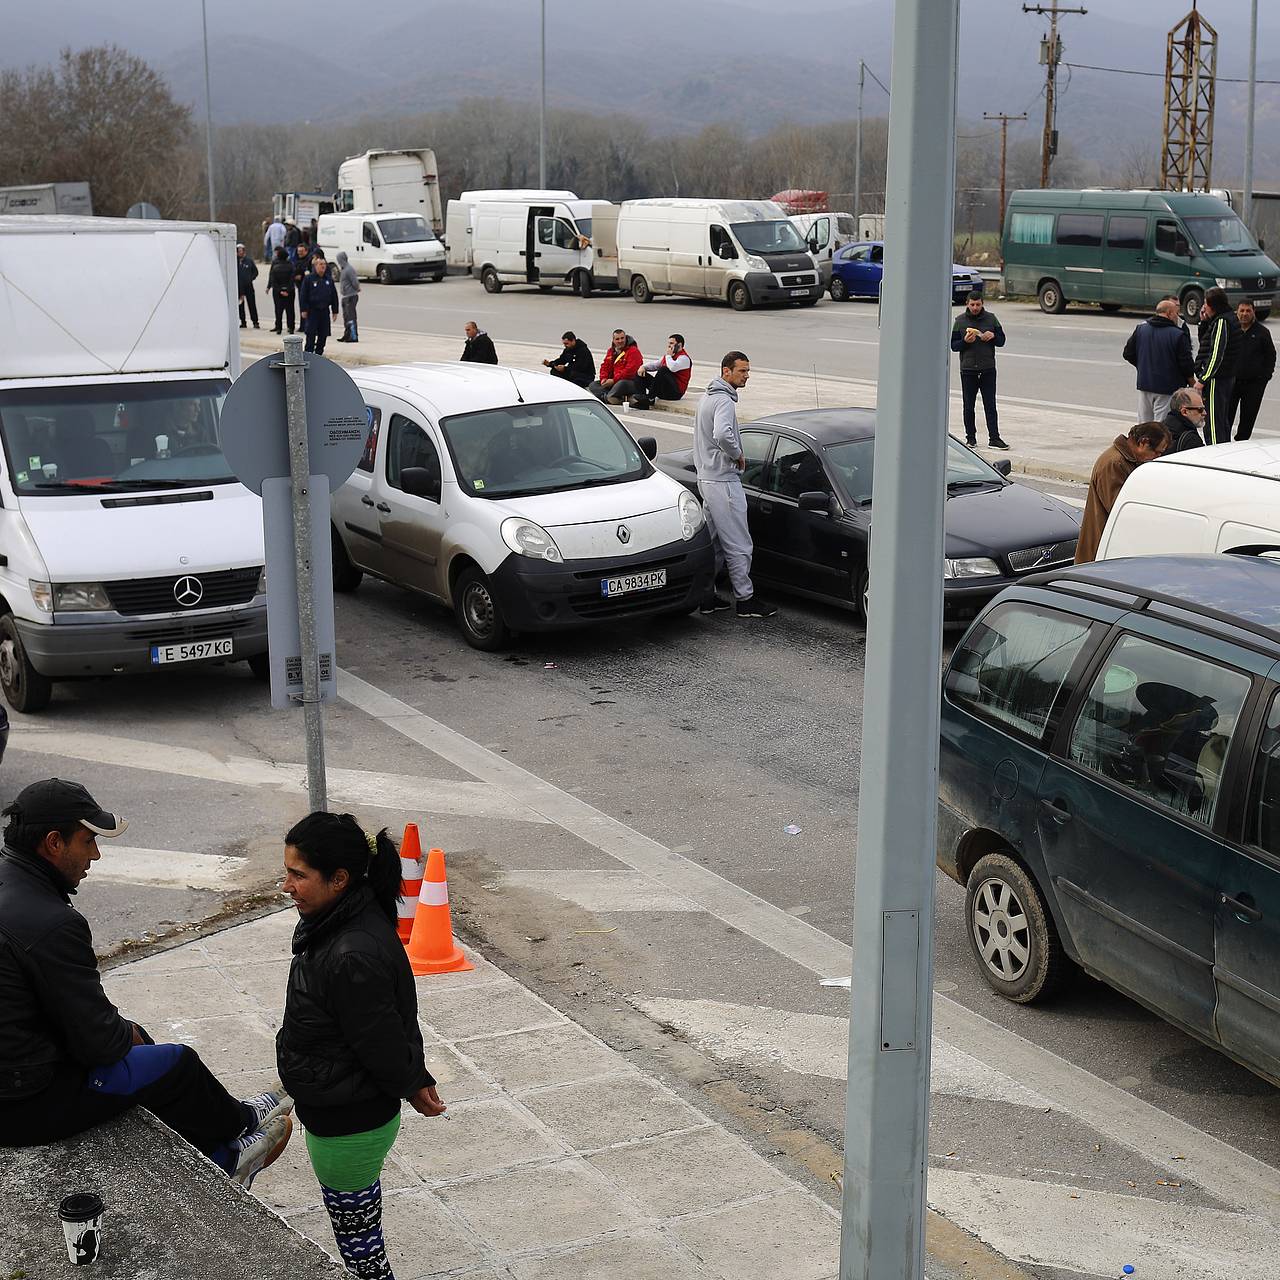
[357,274,1160,418]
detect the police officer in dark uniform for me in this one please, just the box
[299,253,340,355]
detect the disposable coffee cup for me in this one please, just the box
[155,434,169,457]
[58,1192,103,1265]
[42,463,58,479]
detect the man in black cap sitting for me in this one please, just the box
[0,778,292,1185]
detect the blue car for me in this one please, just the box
[829,240,984,304]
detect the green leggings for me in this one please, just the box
[305,1113,401,1192]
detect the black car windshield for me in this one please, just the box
[0,380,234,494]
[730,220,808,255]
[378,216,431,244]
[1184,215,1259,255]
[441,399,649,499]
[823,435,1006,506]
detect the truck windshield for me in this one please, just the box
[440,400,648,499]
[1184,215,1260,255]
[378,217,431,244]
[730,220,809,255]
[0,380,235,495]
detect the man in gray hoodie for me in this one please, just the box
[334,251,360,343]
[693,352,776,618]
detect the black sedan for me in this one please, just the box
[655,408,1082,627]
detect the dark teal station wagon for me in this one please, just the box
[938,554,1280,1084]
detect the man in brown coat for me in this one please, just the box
[1075,421,1172,564]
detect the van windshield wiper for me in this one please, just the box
[29,477,206,492]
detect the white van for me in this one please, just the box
[790,210,857,288]
[329,363,715,650]
[617,199,822,310]
[1097,441,1280,561]
[473,200,618,295]
[0,216,266,711]
[317,211,446,284]
[445,189,579,271]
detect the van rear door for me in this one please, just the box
[1102,213,1150,306]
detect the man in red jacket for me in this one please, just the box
[588,329,644,402]
[621,334,693,409]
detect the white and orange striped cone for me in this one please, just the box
[396,823,426,944]
[405,847,473,977]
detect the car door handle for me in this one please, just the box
[361,495,375,507]
[375,501,391,513]
[1220,891,1263,923]
[1039,798,1072,823]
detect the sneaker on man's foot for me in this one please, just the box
[240,1089,293,1133]
[229,1114,293,1187]
[699,594,733,615]
[736,596,778,618]
[988,437,1012,450]
[628,396,651,410]
[964,437,977,448]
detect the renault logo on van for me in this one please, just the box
[174,576,204,607]
[616,524,632,544]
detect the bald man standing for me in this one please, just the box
[1122,296,1194,424]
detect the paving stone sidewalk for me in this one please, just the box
[103,909,842,1280]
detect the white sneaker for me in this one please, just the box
[229,1113,293,1187]
[240,1089,293,1133]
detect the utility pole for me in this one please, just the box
[1243,0,1258,225]
[539,0,547,188]
[200,0,216,220]
[854,60,865,223]
[984,112,1027,229]
[1023,3,1086,188]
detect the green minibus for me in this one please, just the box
[1001,189,1279,322]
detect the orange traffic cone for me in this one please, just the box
[405,847,473,976]
[397,823,426,944]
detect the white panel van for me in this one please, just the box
[444,189,579,271]
[472,200,617,295]
[317,212,446,284]
[790,211,857,288]
[1097,441,1280,561]
[616,199,822,310]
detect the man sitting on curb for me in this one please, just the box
[0,779,292,1185]
[588,329,643,402]
[542,330,594,387]
[624,334,693,410]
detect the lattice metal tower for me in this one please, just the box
[1161,5,1217,191]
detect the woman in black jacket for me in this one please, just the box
[278,813,445,1280]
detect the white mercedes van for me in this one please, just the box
[330,364,715,650]
[317,212,446,284]
[0,215,266,712]
[1096,441,1280,561]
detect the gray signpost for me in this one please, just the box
[216,338,367,811]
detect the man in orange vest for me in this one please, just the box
[623,335,693,409]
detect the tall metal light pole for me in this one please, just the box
[838,0,957,1275]
[539,0,547,189]
[853,59,865,222]
[1243,0,1258,226]
[201,0,216,220]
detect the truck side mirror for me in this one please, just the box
[717,244,736,260]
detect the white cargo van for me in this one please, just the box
[1096,442,1280,562]
[0,216,266,711]
[335,148,443,234]
[444,189,579,271]
[617,199,822,310]
[317,212,446,284]
[790,210,857,288]
[473,200,618,295]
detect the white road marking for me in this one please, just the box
[636,995,1049,1109]
[337,666,1280,1227]
[8,728,548,824]
[928,1168,1276,1280]
[491,869,703,913]
[92,847,248,891]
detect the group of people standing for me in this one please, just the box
[0,779,444,1280]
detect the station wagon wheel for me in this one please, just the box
[453,565,511,652]
[1181,287,1204,324]
[0,613,52,713]
[855,568,869,623]
[830,277,849,302]
[1037,280,1065,314]
[965,852,1069,1003]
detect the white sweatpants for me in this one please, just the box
[698,478,754,600]
[1137,390,1173,423]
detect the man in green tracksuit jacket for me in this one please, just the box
[1194,286,1242,445]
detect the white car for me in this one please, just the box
[330,364,715,650]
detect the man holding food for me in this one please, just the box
[951,290,1009,450]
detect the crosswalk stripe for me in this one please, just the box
[928,1168,1276,1280]
[89,847,247,891]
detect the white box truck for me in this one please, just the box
[0,183,94,216]
[0,215,267,711]
[336,149,443,234]
[617,199,822,310]
[445,188,579,271]
[473,200,618,295]
[317,211,446,284]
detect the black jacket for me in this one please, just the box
[550,339,594,386]
[1236,322,1277,384]
[461,331,498,364]
[1164,408,1204,452]
[236,255,259,294]
[0,848,132,1099]
[292,250,314,290]
[277,883,433,1136]
[950,307,1006,373]
[299,271,339,317]
[269,257,295,297]
[1195,309,1242,382]
[1122,315,1194,394]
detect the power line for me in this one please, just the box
[863,64,891,97]
[1065,59,1280,85]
